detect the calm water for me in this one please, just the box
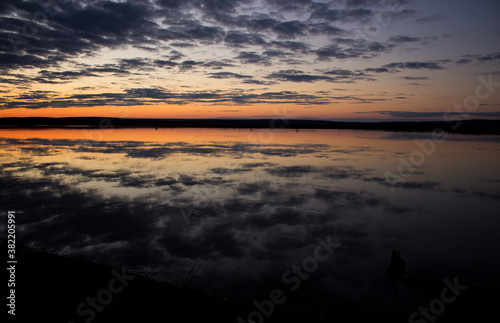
[1,128,500,320]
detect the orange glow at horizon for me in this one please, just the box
[0,104,368,120]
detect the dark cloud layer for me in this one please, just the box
[382,61,445,70]
[2,88,334,109]
[0,0,429,71]
[0,0,498,111]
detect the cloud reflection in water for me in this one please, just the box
[1,128,500,320]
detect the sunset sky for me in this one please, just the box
[1,0,499,120]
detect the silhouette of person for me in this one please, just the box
[387,250,406,293]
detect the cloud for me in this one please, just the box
[308,4,374,23]
[0,0,498,112]
[388,35,421,43]
[391,9,417,20]
[158,24,226,43]
[415,13,444,24]
[207,72,252,79]
[170,42,197,48]
[365,177,440,190]
[0,0,443,74]
[407,82,429,87]
[315,39,392,60]
[240,15,280,31]
[0,1,157,70]
[307,23,345,36]
[241,79,276,85]
[13,90,57,101]
[262,49,293,57]
[364,67,390,73]
[382,61,445,70]
[0,53,62,70]
[223,31,267,47]
[272,21,308,38]
[266,69,335,82]
[271,40,310,52]
[265,165,314,177]
[34,69,101,82]
[265,68,375,83]
[453,53,500,66]
[234,51,271,65]
[202,60,238,69]
[1,87,332,109]
[323,69,366,77]
[401,76,429,80]
[465,53,500,62]
[153,59,179,68]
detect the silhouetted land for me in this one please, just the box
[7,247,499,323]
[9,247,294,323]
[1,117,500,134]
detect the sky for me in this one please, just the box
[0,0,499,120]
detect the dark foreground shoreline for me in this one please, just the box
[5,247,499,323]
[1,117,500,134]
[6,247,293,323]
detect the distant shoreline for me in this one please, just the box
[1,117,500,134]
